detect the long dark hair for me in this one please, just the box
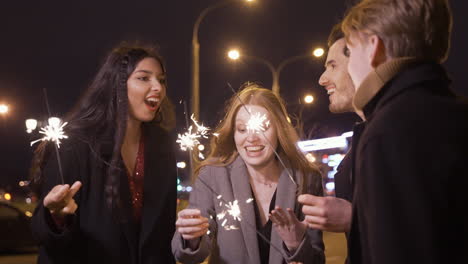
[30,42,174,208]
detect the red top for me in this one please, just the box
[127,135,145,222]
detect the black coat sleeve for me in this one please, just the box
[31,141,86,254]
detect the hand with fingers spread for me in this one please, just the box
[269,206,307,251]
[176,209,210,250]
[298,194,352,233]
[43,181,82,217]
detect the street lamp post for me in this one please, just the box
[227,47,324,95]
[192,0,254,120]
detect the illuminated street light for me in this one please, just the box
[4,193,11,201]
[198,144,205,151]
[48,117,61,127]
[227,49,240,60]
[192,0,255,120]
[26,119,38,133]
[313,47,325,58]
[0,104,9,114]
[227,48,323,95]
[304,95,314,104]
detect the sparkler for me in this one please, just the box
[198,176,289,261]
[176,125,200,151]
[30,89,66,184]
[30,118,68,148]
[246,109,270,134]
[176,103,217,162]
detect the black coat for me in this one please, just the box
[348,63,468,264]
[31,125,177,264]
[334,148,354,203]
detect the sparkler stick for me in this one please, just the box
[40,88,65,184]
[227,82,298,188]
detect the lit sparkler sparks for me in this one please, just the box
[214,194,246,230]
[191,114,210,138]
[197,175,289,262]
[30,118,68,148]
[177,114,217,153]
[226,200,241,221]
[246,109,270,134]
[176,126,200,151]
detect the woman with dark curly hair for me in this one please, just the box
[30,42,177,264]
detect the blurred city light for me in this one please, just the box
[48,117,61,127]
[313,48,325,57]
[25,211,33,217]
[298,134,349,152]
[0,104,9,114]
[325,182,335,191]
[228,49,240,60]
[304,95,314,104]
[177,161,187,169]
[4,193,12,201]
[26,119,38,133]
[305,153,316,163]
[198,144,205,151]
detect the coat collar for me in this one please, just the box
[353,57,417,112]
[229,156,261,263]
[358,61,451,120]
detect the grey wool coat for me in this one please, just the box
[172,156,325,264]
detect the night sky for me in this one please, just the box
[1,0,467,189]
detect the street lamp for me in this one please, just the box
[304,94,314,104]
[0,104,9,115]
[191,0,255,120]
[227,47,324,95]
[313,48,325,58]
[25,119,38,133]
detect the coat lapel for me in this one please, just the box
[118,167,139,261]
[269,168,297,264]
[139,126,174,249]
[230,157,261,264]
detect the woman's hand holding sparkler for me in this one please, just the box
[269,206,307,252]
[44,181,82,217]
[176,209,210,250]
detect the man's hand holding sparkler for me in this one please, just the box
[44,181,82,217]
[176,209,210,250]
[269,206,307,252]
[298,194,351,233]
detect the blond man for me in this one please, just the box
[341,0,468,263]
